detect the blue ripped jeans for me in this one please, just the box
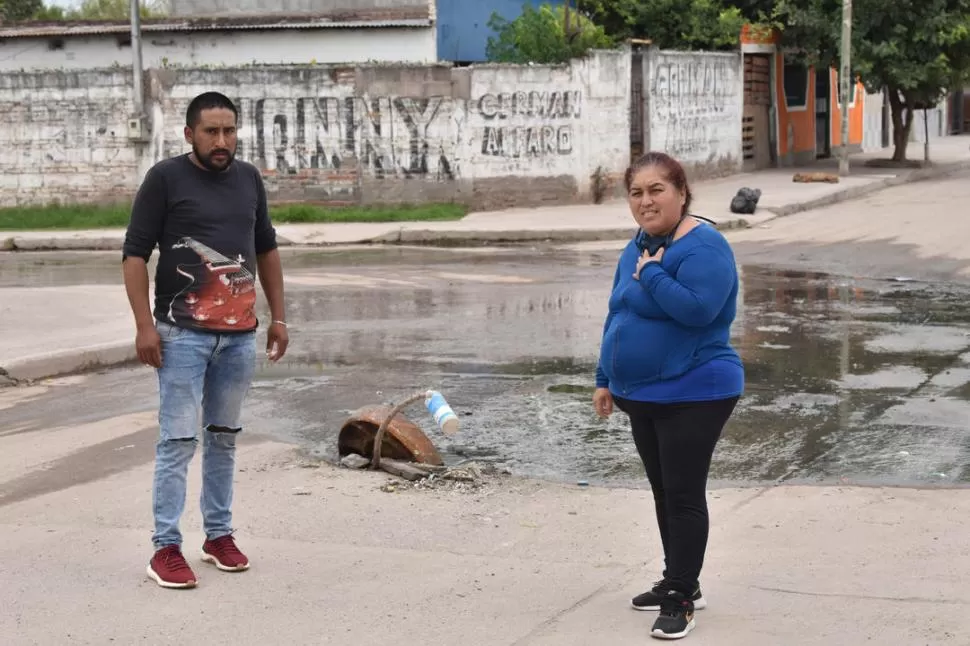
[152,320,257,550]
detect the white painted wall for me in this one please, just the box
[150,50,629,202]
[165,0,430,17]
[463,50,631,196]
[862,88,951,153]
[0,50,631,208]
[912,105,948,143]
[645,49,744,176]
[151,66,453,202]
[861,89,885,153]
[0,28,437,72]
[0,70,139,206]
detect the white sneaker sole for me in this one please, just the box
[201,551,250,572]
[651,618,695,640]
[146,564,197,589]
[633,596,707,611]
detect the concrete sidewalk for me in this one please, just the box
[1,433,967,646]
[3,136,970,251]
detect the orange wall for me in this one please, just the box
[773,56,867,158]
[740,23,775,45]
[775,54,816,158]
[742,25,865,158]
[829,68,865,148]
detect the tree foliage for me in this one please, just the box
[486,3,614,64]
[634,0,745,50]
[66,0,167,19]
[0,0,43,21]
[31,3,65,19]
[582,0,773,50]
[573,0,638,38]
[773,0,970,160]
[6,0,168,21]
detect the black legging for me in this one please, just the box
[614,396,739,595]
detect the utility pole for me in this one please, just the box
[130,0,144,116]
[564,0,571,39]
[838,0,852,176]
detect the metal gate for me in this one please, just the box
[630,49,644,161]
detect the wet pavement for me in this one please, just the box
[3,245,970,490]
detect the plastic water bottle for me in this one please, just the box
[425,390,459,436]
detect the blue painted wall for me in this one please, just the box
[436,0,565,63]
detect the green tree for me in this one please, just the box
[31,3,65,19]
[579,0,638,38]
[774,0,970,161]
[1,0,43,21]
[633,0,745,50]
[69,0,167,19]
[582,0,773,50]
[25,0,167,20]
[486,3,615,64]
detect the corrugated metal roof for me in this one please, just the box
[0,11,432,39]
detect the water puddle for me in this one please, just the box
[837,366,928,390]
[7,248,970,489]
[237,262,970,488]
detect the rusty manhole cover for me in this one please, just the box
[338,404,443,466]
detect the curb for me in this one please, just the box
[367,222,743,246]
[367,217,754,246]
[761,159,970,218]
[2,219,754,253]
[1,161,967,252]
[1,236,126,252]
[1,342,137,383]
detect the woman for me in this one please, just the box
[593,151,744,640]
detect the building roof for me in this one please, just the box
[0,8,432,39]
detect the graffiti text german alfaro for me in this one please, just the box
[477,90,582,158]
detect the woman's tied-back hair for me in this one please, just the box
[624,151,693,216]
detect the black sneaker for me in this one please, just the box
[650,590,695,640]
[632,579,706,611]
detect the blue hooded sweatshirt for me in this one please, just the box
[595,222,742,399]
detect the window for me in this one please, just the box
[784,63,809,108]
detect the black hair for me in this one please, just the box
[185,91,238,129]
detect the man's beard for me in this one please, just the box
[193,144,235,171]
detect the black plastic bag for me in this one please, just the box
[729,187,762,214]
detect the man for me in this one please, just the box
[122,91,289,589]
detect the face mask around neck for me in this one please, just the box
[634,213,716,255]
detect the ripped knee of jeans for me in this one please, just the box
[205,424,242,434]
[157,436,198,458]
[161,435,198,444]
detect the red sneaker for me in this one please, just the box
[201,535,250,571]
[147,545,198,589]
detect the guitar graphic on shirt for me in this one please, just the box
[171,236,257,330]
